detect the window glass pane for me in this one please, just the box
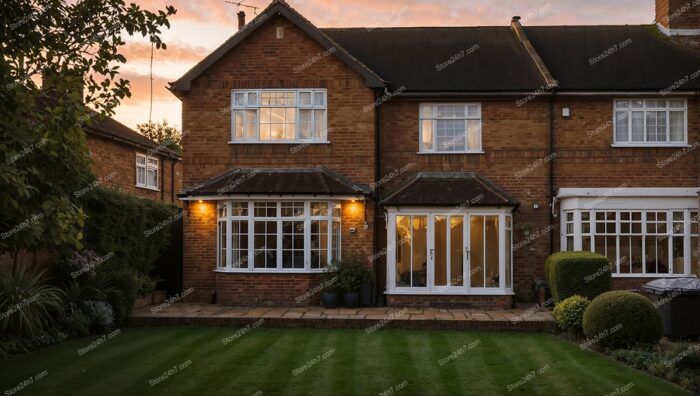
[234,92,245,107]
[299,109,312,140]
[147,157,158,166]
[331,220,340,263]
[232,202,247,216]
[467,119,480,150]
[245,110,256,140]
[645,235,669,274]
[692,236,699,277]
[631,111,645,142]
[434,216,448,287]
[436,104,466,118]
[470,216,484,287]
[281,202,304,217]
[619,235,643,274]
[247,92,258,106]
[669,100,684,108]
[484,216,500,287]
[646,111,667,142]
[672,236,685,274]
[615,112,629,142]
[218,204,227,218]
[411,216,428,287]
[314,109,325,139]
[467,104,479,118]
[332,203,341,218]
[254,202,277,217]
[218,220,227,268]
[314,92,325,106]
[284,108,296,139]
[282,221,305,269]
[232,220,248,268]
[420,104,433,118]
[616,100,630,108]
[136,155,146,165]
[436,120,466,151]
[299,92,312,107]
[450,216,464,286]
[505,220,511,289]
[253,221,277,268]
[630,100,644,108]
[421,120,433,150]
[137,167,146,185]
[234,111,244,140]
[669,111,685,142]
[311,202,328,216]
[645,100,666,108]
[147,169,157,187]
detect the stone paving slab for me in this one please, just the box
[130,303,556,332]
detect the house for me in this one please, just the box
[170,0,700,308]
[85,116,182,205]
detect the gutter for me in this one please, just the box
[373,88,384,307]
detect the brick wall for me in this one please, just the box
[656,0,700,30]
[86,134,182,205]
[180,16,378,305]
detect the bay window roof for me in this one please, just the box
[179,167,369,198]
[380,172,519,207]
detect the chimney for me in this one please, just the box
[656,0,700,47]
[237,11,246,31]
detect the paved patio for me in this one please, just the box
[129,303,556,332]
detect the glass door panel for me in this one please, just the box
[470,216,485,288]
[449,216,464,286]
[395,215,428,288]
[470,215,501,288]
[433,216,448,287]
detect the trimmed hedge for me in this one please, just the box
[80,186,178,275]
[582,291,663,349]
[545,251,612,303]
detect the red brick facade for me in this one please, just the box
[177,8,700,308]
[86,134,182,205]
[656,0,700,46]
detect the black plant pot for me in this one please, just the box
[360,281,372,306]
[321,292,338,309]
[343,292,359,308]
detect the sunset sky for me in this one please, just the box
[114,0,657,131]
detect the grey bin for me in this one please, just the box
[641,278,700,338]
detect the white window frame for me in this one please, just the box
[612,99,688,147]
[216,200,341,273]
[418,103,483,154]
[135,153,159,190]
[229,89,329,144]
[385,207,514,295]
[561,207,698,277]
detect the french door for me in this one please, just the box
[390,210,510,293]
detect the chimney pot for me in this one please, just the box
[237,11,246,31]
[512,16,521,22]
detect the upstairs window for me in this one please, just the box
[419,103,482,153]
[136,153,158,190]
[613,99,687,146]
[231,89,327,143]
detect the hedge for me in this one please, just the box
[79,186,179,276]
[545,251,612,303]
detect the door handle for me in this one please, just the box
[465,248,470,261]
[430,249,434,260]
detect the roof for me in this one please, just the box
[169,0,384,92]
[179,167,369,197]
[322,27,547,92]
[380,172,519,207]
[87,115,181,159]
[524,25,700,91]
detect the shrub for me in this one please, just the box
[0,264,64,337]
[335,254,374,293]
[103,270,137,325]
[611,347,699,392]
[545,251,612,303]
[553,295,590,335]
[582,291,663,349]
[60,308,91,338]
[82,300,114,334]
[0,330,69,358]
[610,349,658,370]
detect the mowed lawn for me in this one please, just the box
[0,327,688,396]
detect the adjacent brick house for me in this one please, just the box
[171,0,700,308]
[85,116,182,205]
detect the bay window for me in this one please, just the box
[217,201,341,272]
[419,103,482,153]
[613,99,687,146]
[387,208,513,294]
[562,208,698,276]
[231,89,328,143]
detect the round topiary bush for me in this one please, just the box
[553,295,590,335]
[582,291,663,349]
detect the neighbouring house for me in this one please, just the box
[170,0,700,308]
[85,116,182,205]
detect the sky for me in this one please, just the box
[113,0,657,131]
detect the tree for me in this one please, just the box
[0,0,176,262]
[137,120,182,155]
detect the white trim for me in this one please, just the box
[557,187,700,199]
[385,290,515,296]
[656,23,700,36]
[418,103,482,153]
[135,152,159,190]
[610,144,692,148]
[612,99,688,146]
[181,195,365,202]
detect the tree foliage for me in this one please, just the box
[0,0,176,258]
[137,120,183,155]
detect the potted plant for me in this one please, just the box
[336,254,374,308]
[320,263,340,309]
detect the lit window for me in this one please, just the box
[217,201,341,272]
[231,89,328,143]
